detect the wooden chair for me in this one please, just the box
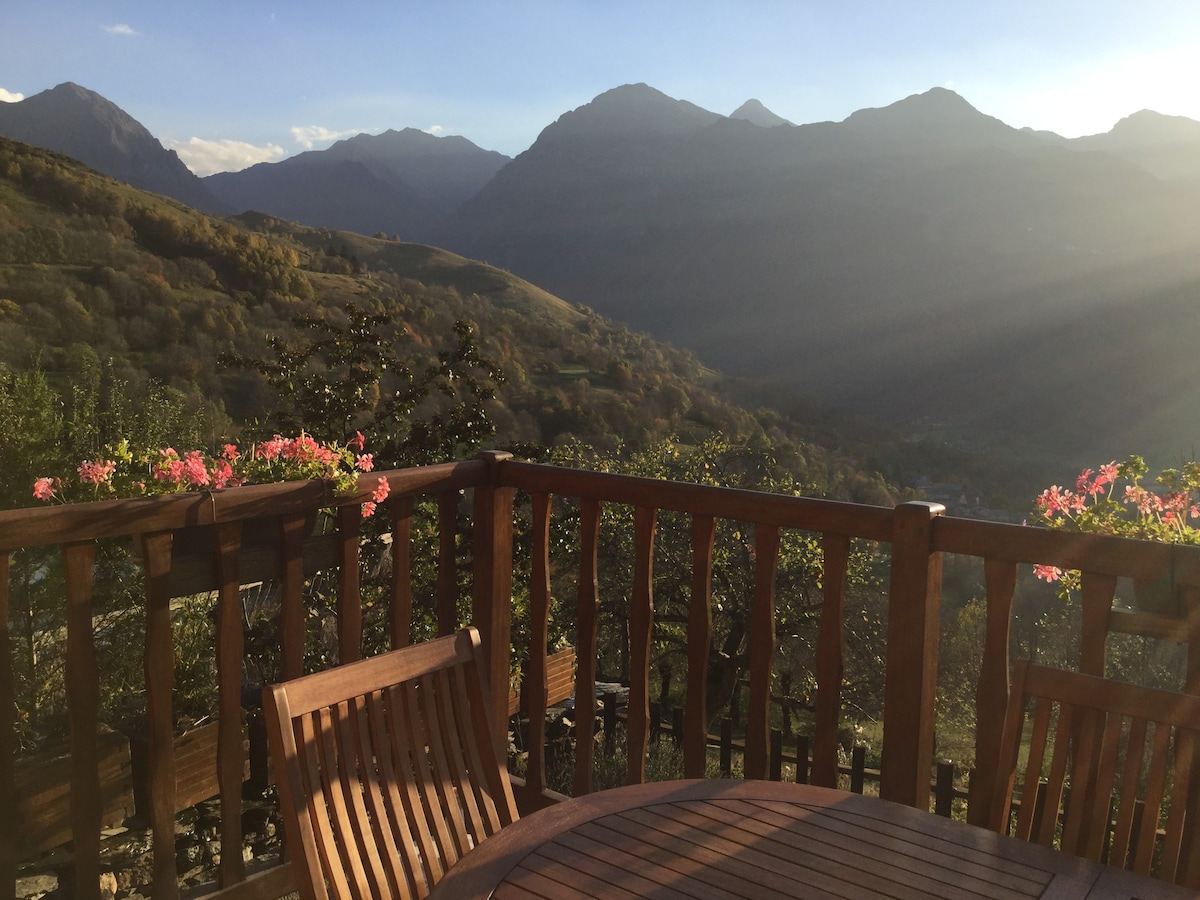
[988,659,1200,888]
[263,627,519,900]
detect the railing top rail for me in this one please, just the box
[933,514,1200,587]
[0,460,486,551]
[498,459,895,540]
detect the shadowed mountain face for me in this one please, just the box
[0,82,229,214]
[434,84,1200,469]
[204,128,509,241]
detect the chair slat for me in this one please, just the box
[353,692,408,898]
[318,704,371,897]
[297,712,353,900]
[265,628,517,899]
[1109,716,1149,867]
[991,660,1200,890]
[1161,729,1195,880]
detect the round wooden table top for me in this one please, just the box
[429,778,1197,899]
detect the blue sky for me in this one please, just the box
[3,2,1199,176]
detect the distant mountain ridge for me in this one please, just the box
[0,82,229,214]
[432,84,1200,470]
[7,79,1200,472]
[204,127,509,241]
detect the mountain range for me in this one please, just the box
[4,80,1200,473]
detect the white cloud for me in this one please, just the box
[103,24,137,36]
[0,88,24,103]
[425,125,446,136]
[289,125,360,149]
[167,137,286,177]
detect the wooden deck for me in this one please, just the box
[3,451,1200,898]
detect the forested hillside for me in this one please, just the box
[0,136,898,509]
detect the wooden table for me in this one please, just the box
[430,779,1199,899]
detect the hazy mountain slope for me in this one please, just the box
[1073,110,1200,187]
[0,82,229,214]
[435,84,1200,469]
[2,135,894,504]
[205,128,509,241]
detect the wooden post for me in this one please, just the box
[720,719,732,776]
[770,730,783,782]
[685,515,714,777]
[795,734,810,784]
[812,532,849,788]
[526,492,553,795]
[627,506,657,785]
[388,495,414,648]
[436,491,460,636]
[935,760,956,818]
[575,499,602,796]
[278,513,307,684]
[213,522,246,888]
[64,541,101,900]
[968,558,1016,827]
[745,523,780,780]
[0,552,14,896]
[850,745,866,794]
[140,531,179,899]
[472,451,514,761]
[881,501,944,808]
[336,504,362,664]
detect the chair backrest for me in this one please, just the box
[263,627,519,900]
[988,659,1200,888]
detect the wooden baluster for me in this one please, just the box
[437,491,460,636]
[213,522,245,888]
[936,760,956,817]
[745,523,780,780]
[471,451,514,761]
[63,541,101,900]
[811,532,848,787]
[881,501,944,808]
[684,515,715,779]
[140,531,179,899]
[278,513,306,683]
[720,719,732,776]
[850,745,866,793]
[389,495,414,648]
[627,506,657,785]
[526,492,553,795]
[968,558,1017,826]
[574,499,601,796]
[1079,571,1116,676]
[0,552,16,896]
[337,505,362,664]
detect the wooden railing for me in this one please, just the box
[2,450,1198,900]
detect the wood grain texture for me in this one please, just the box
[263,628,517,900]
[430,779,1188,899]
[989,660,1200,890]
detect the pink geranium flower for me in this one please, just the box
[33,477,56,501]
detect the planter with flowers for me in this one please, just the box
[33,431,391,592]
[1031,456,1200,614]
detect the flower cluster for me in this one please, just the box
[1030,455,1200,582]
[33,432,390,517]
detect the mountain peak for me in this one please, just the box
[730,99,791,128]
[841,86,1031,152]
[846,87,983,125]
[0,82,228,213]
[1106,109,1200,145]
[544,83,722,139]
